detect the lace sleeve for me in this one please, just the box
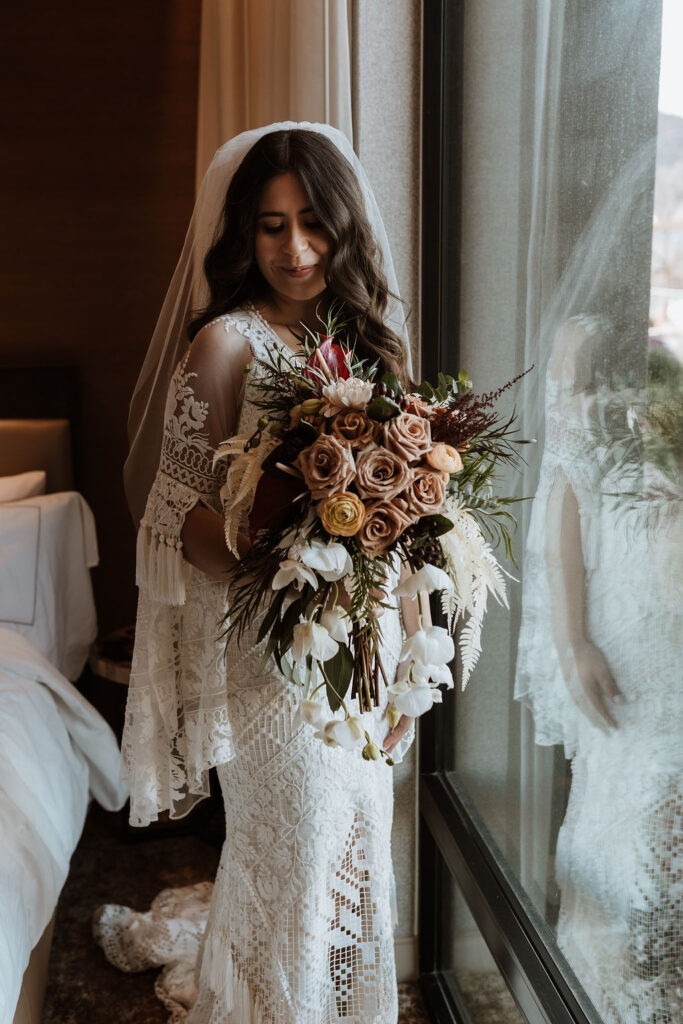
[136,321,252,604]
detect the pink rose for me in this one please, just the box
[330,409,376,449]
[295,434,356,500]
[403,468,447,516]
[355,498,414,557]
[355,443,414,500]
[384,413,432,462]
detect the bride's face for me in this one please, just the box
[254,172,331,303]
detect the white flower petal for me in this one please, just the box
[272,559,319,591]
[410,661,454,687]
[321,377,374,416]
[326,717,364,750]
[292,621,339,663]
[299,539,352,582]
[400,626,454,667]
[387,679,437,717]
[316,722,341,746]
[294,699,328,731]
[393,563,455,597]
[320,607,351,642]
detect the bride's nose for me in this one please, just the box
[281,222,310,256]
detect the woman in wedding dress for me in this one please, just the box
[516,315,682,1023]
[99,124,425,1024]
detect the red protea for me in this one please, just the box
[303,338,351,387]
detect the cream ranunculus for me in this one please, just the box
[355,444,414,500]
[426,442,463,474]
[320,377,374,417]
[318,492,366,536]
[295,434,356,500]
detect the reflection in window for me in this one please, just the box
[450,1,681,1022]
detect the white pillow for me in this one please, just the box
[0,471,47,503]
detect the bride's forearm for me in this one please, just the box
[180,504,237,580]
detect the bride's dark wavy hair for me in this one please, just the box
[188,129,410,384]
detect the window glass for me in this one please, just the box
[447,3,681,1022]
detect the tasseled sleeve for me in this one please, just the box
[123,317,252,826]
[135,321,252,605]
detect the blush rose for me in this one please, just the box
[295,435,356,500]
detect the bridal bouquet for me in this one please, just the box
[216,313,527,761]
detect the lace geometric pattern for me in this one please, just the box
[117,306,412,1021]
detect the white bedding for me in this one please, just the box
[0,491,98,680]
[0,628,127,1024]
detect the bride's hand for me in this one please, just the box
[570,639,623,729]
[383,714,414,754]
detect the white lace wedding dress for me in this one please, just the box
[516,339,682,1024]
[97,306,413,1024]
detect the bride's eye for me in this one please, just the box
[304,220,323,230]
[261,223,284,235]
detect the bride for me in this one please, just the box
[102,123,427,1024]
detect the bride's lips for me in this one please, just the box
[279,265,317,279]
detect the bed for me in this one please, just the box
[0,413,127,1024]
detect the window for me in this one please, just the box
[420,3,681,1022]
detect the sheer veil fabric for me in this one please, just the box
[108,124,415,1023]
[124,121,409,529]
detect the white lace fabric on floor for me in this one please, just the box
[515,326,683,1023]
[110,307,413,1023]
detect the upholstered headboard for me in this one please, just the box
[0,367,79,490]
[0,419,73,492]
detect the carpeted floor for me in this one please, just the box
[42,802,431,1023]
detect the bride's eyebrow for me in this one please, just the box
[257,206,314,219]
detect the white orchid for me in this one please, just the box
[387,678,443,717]
[320,376,374,417]
[298,539,353,581]
[294,698,327,731]
[398,658,453,687]
[272,559,318,592]
[393,563,455,597]
[400,625,455,669]
[292,621,339,664]
[315,716,365,750]
[320,606,351,642]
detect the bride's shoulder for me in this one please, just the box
[192,304,269,352]
[185,308,256,374]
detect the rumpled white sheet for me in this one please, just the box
[0,491,99,680]
[0,628,128,1024]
